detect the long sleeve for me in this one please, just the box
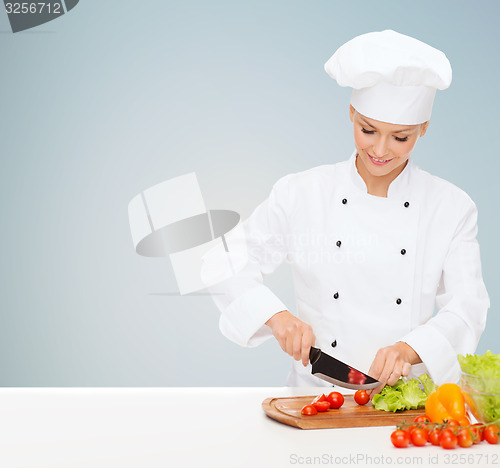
[208,175,293,347]
[400,198,490,384]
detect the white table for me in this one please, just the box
[0,388,498,468]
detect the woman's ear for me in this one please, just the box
[349,105,356,123]
[420,121,430,137]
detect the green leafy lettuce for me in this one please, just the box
[372,374,436,412]
[458,351,500,393]
[418,373,438,396]
[458,350,500,423]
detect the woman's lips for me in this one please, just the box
[368,153,393,166]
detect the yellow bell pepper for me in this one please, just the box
[425,383,470,426]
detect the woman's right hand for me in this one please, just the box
[265,310,316,367]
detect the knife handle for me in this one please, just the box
[309,346,321,365]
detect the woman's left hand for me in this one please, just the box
[366,341,421,398]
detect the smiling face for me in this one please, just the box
[350,105,429,181]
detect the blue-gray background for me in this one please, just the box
[0,1,498,386]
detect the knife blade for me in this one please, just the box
[309,347,380,390]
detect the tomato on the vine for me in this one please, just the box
[470,423,484,444]
[327,392,344,409]
[410,428,428,446]
[313,401,330,412]
[354,390,369,405]
[301,404,317,416]
[391,429,410,448]
[457,428,473,448]
[439,428,457,450]
[484,424,500,445]
[429,428,441,446]
[414,415,430,424]
[406,424,418,434]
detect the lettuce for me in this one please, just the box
[458,351,500,423]
[400,379,428,409]
[372,391,406,412]
[418,373,438,396]
[458,351,500,394]
[372,374,435,412]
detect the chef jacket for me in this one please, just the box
[209,151,490,386]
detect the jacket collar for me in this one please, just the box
[348,149,413,200]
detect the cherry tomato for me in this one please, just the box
[439,428,457,450]
[457,428,473,448]
[429,428,441,446]
[327,392,344,409]
[301,404,317,416]
[313,401,330,412]
[406,424,418,434]
[391,429,410,448]
[414,415,430,424]
[444,418,460,427]
[458,418,471,427]
[311,394,328,405]
[483,424,500,445]
[470,423,484,444]
[410,427,428,446]
[354,390,369,405]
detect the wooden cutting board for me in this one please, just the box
[262,395,426,429]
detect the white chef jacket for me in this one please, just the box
[209,151,490,387]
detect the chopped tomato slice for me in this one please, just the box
[311,394,328,405]
[313,401,330,412]
[301,404,318,416]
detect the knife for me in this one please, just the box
[309,347,380,390]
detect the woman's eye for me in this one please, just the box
[395,136,408,142]
[361,127,374,134]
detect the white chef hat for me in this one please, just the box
[324,30,452,125]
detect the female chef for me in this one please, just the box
[208,30,490,391]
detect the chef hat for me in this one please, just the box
[324,30,452,125]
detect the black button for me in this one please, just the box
[336,240,342,247]
[342,198,347,205]
[404,201,410,208]
[333,292,339,299]
[401,249,406,255]
[396,298,402,305]
[331,340,337,348]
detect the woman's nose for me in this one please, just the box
[372,136,389,158]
